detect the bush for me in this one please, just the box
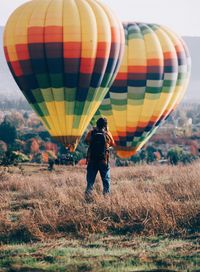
[0,151,29,166]
[167,147,197,165]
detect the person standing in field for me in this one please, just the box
[85,118,115,196]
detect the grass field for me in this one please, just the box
[0,235,199,271]
[0,162,199,271]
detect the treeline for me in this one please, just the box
[0,98,31,111]
[0,106,199,166]
[120,146,197,166]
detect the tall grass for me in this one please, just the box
[0,162,199,242]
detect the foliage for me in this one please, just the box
[115,158,129,166]
[30,139,40,154]
[38,131,51,141]
[0,140,7,153]
[73,150,84,163]
[0,140,7,165]
[4,112,24,128]
[11,139,25,152]
[20,133,38,141]
[30,153,42,164]
[167,146,197,165]
[0,121,17,145]
[167,147,181,165]
[0,151,29,166]
[129,148,161,165]
[130,154,141,164]
[146,146,157,163]
[0,104,199,166]
[23,111,29,120]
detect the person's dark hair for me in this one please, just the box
[96,118,107,130]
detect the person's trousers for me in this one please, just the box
[86,161,110,195]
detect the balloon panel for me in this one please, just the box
[4,0,124,150]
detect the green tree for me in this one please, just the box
[131,154,141,164]
[1,151,29,166]
[0,121,17,145]
[139,149,146,162]
[167,147,182,165]
[31,153,42,163]
[180,152,196,165]
[146,146,157,164]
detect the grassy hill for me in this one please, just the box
[0,163,199,271]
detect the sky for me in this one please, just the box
[0,0,200,36]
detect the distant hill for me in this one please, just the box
[0,26,199,101]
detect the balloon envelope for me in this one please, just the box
[3,0,124,151]
[93,22,191,159]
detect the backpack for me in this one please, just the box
[89,130,107,162]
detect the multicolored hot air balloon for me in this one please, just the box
[93,22,191,159]
[3,0,124,151]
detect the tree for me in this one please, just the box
[146,146,157,164]
[0,140,7,153]
[27,114,43,129]
[38,131,51,141]
[30,139,40,154]
[130,154,141,164]
[45,142,58,154]
[24,138,40,154]
[23,112,29,127]
[23,112,29,120]
[0,121,17,145]
[31,153,42,163]
[139,149,146,162]
[167,147,182,165]
[0,151,29,166]
[11,139,25,152]
[180,152,195,165]
[5,112,24,128]
[0,140,7,164]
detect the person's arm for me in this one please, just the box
[85,130,92,145]
[107,131,115,147]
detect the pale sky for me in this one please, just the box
[0,0,200,36]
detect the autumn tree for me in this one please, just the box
[4,112,24,128]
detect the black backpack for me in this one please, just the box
[89,130,107,162]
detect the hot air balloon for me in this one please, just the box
[92,22,191,159]
[3,0,124,151]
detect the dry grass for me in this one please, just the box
[0,162,199,242]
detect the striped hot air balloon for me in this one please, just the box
[92,22,191,159]
[3,0,124,151]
